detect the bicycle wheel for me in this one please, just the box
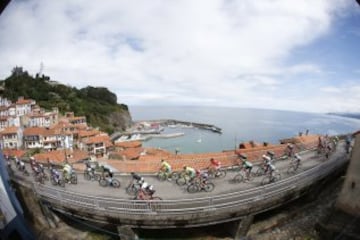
[157,172,167,181]
[71,175,78,184]
[51,177,57,186]
[274,173,281,182]
[43,173,49,181]
[99,179,108,187]
[59,179,65,187]
[187,184,199,193]
[204,182,215,192]
[261,175,271,185]
[176,176,187,186]
[112,179,121,188]
[287,165,295,175]
[126,185,136,195]
[170,171,179,180]
[255,167,265,177]
[233,173,244,183]
[216,169,226,178]
[84,171,90,180]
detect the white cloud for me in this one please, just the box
[0,0,354,112]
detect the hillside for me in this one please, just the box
[0,67,132,133]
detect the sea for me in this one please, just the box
[129,106,360,154]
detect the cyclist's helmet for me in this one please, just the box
[183,165,187,170]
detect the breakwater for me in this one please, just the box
[139,119,222,133]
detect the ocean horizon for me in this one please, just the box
[129,106,360,154]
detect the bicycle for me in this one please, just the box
[99,177,121,188]
[176,171,193,186]
[286,160,302,174]
[83,169,101,181]
[64,172,78,184]
[126,179,142,195]
[133,188,162,200]
[187,179,215,193]
[34,172,48,184]
[50,174,65,187]
[233,167,254,183]
[207,167,226,179]
[261,171,281,185]
[157,170,179,181]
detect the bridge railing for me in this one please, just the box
[33,147,346,219]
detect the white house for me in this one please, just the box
[0,126,23,149]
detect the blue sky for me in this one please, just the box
[0,0,360,113]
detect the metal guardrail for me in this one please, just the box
[32,146,347,222]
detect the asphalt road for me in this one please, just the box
[8,143,345,201]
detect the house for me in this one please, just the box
[0,126,22,149]
[27,110,58,128]
[15,97,36,116]
[82,134,113,157]
[23,127,46,149]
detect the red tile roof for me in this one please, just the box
[0,126,19,135]
[2,149,26,158]
[33,149,89,164]
[16,98,34,105]
[23,127,47,136]
[115,141,142,148]
[78,129,100,138]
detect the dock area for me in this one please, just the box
[111,119,222,142]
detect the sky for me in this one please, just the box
[0,0,360,113]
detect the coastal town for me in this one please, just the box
[0,96,321,174]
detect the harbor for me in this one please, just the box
[112,119,222,144]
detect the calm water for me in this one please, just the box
[129,106,360,154]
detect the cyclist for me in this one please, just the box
[266,151,275,161]
[85,160,96,176]
[160,159,172,176]
[208,158,221,176]
[293,153,301,167]
[266,161,276,179]
[345,136,351,154]
[63,163,73,183]
[100,164,113,178]
[196,169,209,188]
[51,167,61,183]
[141,181,155,197]
[130,172,144,188]
[19,160,26,172]
[285,144,294,158]
[183,165,196,181]
[239,154,253,180]
[14,156,20,168]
